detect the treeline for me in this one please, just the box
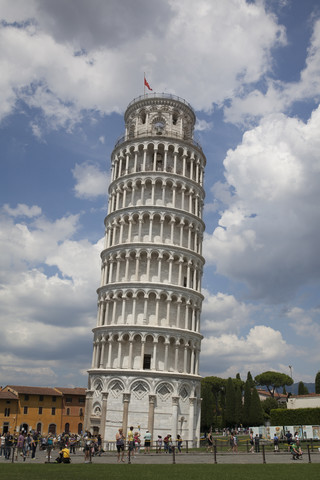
[201,370,293,431]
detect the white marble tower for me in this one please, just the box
[85,93,206,445]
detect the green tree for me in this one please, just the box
[201,376,227,428]
[225,377,236,427]
[234,384,243,426]
[243,383,251,426]
[255,371,293,397]
[261,397,279,419]
[200,379,215,431]
[298,381,309,395]
[249,388,264,426]
[246,371,255,388]
[315,371,320,394]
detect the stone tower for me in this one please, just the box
[84,93,206,446]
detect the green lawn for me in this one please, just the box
[1,464,319,480]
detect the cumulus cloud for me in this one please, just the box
[201,290,255,334]
[286,306,320,340]
[0,205,102,385]
[72,162,109,199]
[0,0,286,126]
[3,203,42,218]
[195,119,213,132]
[225,18,320,124]
[204,105,320,303]
[200,325,291,378]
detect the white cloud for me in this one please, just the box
[201,290,254,334]
[3,203,42,218]
[0,206,102,384]
[204,105,320,302]
[72,162,109,199]
[286,306,320,340]
[0,0,286,126]
[225,18,320,124]
[195,119,213,132]
[200,325,291,377]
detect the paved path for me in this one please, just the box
[1,448,320,465]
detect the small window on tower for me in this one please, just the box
[141,111,146,124]
[143,354,151,370]
[172,114,178,125]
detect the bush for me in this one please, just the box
[270,407,320,425]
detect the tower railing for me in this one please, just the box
[114,130,203,150]
[126,92,194,111]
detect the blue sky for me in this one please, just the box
[1,0,320,388]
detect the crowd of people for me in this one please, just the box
[115,427,183,462]
[0,430,103,462]
[1,427,184,464]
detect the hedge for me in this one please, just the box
[270,407,320,425]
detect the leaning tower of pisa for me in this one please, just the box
[84,93,206,446]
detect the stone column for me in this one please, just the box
[148,395,156,438]
[195,398,201,447]
[122,393,131,435]
[188,397,196,444]
[83,390,94,432]
[172,396,180,439]
[100,338,106,368]
[100,391,109,446]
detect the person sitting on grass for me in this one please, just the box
[55,445,71,463]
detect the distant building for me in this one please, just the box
[0,385,86,435]
[0,389,19,434]
[257,389,287,404]
[287,393,320,409]
[55,387,86,435]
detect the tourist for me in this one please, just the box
[144,430,152,454]
[285,430,292,451]
[273,433,279,452]
[56,444,71,463]
[254,434,260,453]
[163,435,169,453]
[134,431,141,454]
[16,432,25,461]
[206,431,213,452]
[84,433,92,463]
[228,434,234,452]
[31,431,38,459]
[4,432,13,460]
[233,434,238,453]
[127,426,134,458]
[176,434,183,453]
[157,435,162,453]
[97,434,102,456]
[0,432,5,457]
[116,428,125,463]
[249,430,254,453]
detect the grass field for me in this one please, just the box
[1,463,319,480]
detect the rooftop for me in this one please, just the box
[5,385,62,396]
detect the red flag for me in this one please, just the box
[144,77,152,91]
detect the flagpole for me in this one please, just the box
[144,72,145,96]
